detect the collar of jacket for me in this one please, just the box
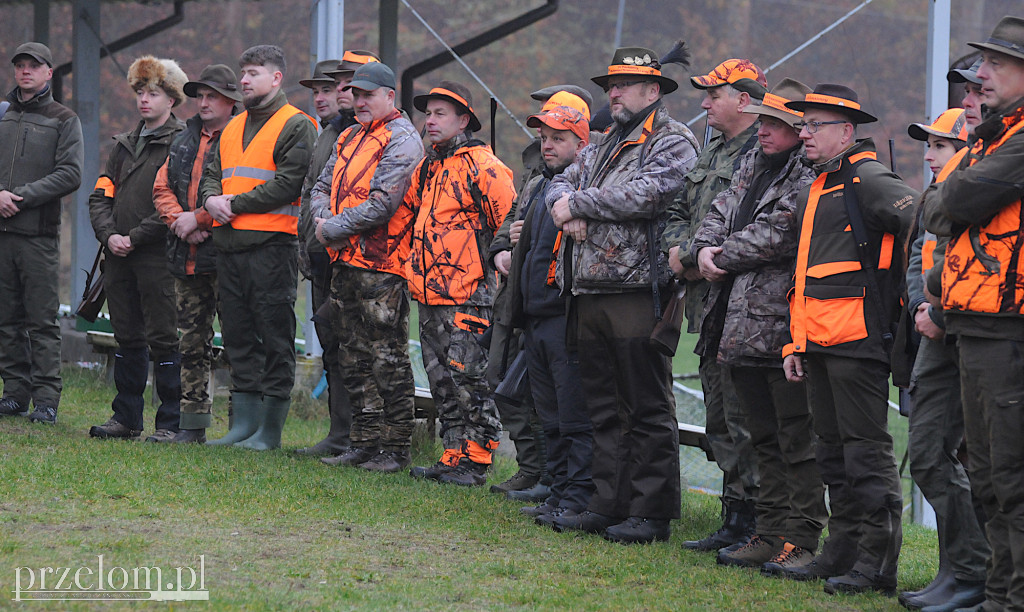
[805,138,876,174]
[244,89,288,123]
[7,84,51,110]
[330,108,357,132]
[610,99,662,143]
[114,113,185,150]
[429,131,476,160]
[976,95,1024,142]
[707,121,759,161]
[356,108,402,135]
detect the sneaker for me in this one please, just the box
[0,397,29,417]
[360,449,412,473]
[438,460,488,487]
[321,446,378,467]
[824,569,897,596]
[28,404,57,425]
[489,470,539,494]
[718,535,784,567]
[89,418,142,440]
[604,516,671,544]
[761,542,815,577]
[144,429,178,443]
[520,502,558,518]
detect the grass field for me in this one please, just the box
[0,364,937,610]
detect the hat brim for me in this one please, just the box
[413,93,482,132]
[344,79,390,93]
[183,80,242,102]
[968,41,1024,62]
[12,52,51,67]
[590,74,678,95]
[947,67,982,84]
[907,122,964,143]
[741,103,801,127]
[784,100,877,124]
[323,68,355,79]
[298,77,337,88]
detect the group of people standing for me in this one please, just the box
[1,14,1023,610]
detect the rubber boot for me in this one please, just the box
[295,368,351,456]
[111,347,149,431]
[153,352,182,433]
[900,545,953,608]
[207,392,262,446]
[235,395,291,451]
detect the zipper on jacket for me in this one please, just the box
[420,166,448,301]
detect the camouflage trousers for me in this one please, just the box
[418,302,502,451]
[331,266,414,450]
[176,273,217,429]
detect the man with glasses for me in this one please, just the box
[664,58,767,553]
[781,84,916,595]
[546,45,699,543]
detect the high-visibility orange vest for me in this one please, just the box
[328,110,413,277]
[216,105,312,234]
[921,147,968,275]
[942,114,1024,315]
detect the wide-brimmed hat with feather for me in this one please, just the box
[591,40,690,95]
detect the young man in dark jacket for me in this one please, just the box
[0,42,83,425]
[88,56,187,442]
[152,64,240,443]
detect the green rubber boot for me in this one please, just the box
[234,395,291,451]
[207,392,263,446]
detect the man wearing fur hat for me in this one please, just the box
[665,58,768,553]
[152,64,241,444]
[545,44,699,543]
[405,80,516,486]
[781,84,916,595]
[88,55,187,442]
[200,45,317,451]
[690,79,826,572]
[0,42,83,425]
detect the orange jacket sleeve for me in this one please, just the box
[152,159,182,227]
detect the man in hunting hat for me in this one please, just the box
[781,84,916,595]
[545,44,699,543]
[296,50,380,458]
[405,80,516,486]
[690,78,827,573]
[88,56,188,442]
[152,64,241,443]
[923,16,1024,610]
[309,62,424,472]
[664,58,767,553]
[0,42,83,425]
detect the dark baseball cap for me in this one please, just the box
[12,42,52,68]
[342,62,396,92]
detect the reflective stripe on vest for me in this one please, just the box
[216,105,313,234]
[942,114,1024,315]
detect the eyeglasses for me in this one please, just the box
[604,80,646,93]
[793,120,848,134]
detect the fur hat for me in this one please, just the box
[127,56,188,107]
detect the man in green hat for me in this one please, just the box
[923,15,1024,610]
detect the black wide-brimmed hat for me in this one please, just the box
[413,80,482,132]
[968,16,1024,62]
[785,83,877,124]
[591,46,680,95]
[299,59,341,88]
[183,64,242,102]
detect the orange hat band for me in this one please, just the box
[761,92,801,116]
[608,65,661,77]
[804,93,861,110]
[342,51,379,65]
[428,87,474,115]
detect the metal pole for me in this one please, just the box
[71,0,102,312]
[325,0,344,60]
[613,0,626,49]
[924,0,951,182]
[33,0,50,45]
[379,0,399,70]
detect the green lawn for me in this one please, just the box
[0,366,935,610]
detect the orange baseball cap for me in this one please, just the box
[691,59,767,99]
[908,108,967,142]
[527,91,590,143]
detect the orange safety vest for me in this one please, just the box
[921,147,968,275]
[327,110,412,277]
[216,105,312,234]
[942,114,1024,315]
[786,151,897,355]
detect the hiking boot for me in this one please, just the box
[438,459,488,487]
[410,461,454,480]
[536,507,573,528]
[28,404,57,425]
[824,570,897,596]
[552,510,619,534]
[0,397,28,417]
[321,446,378,467]
[682,499,755,552]
[89,418,141,440]
[604,517,671,544]
[490,470,539,494]
[360,449,412,473]
[520,501,558,518]
[718,535,784,567]
[506,481,552,502]
[145,429,178,443]
[780,537,856,581]
[171,429,207,444]
[761,542,815,577]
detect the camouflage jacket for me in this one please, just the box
[663,123,759,332]
[546,105,698,294]
[691,144,815,367]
